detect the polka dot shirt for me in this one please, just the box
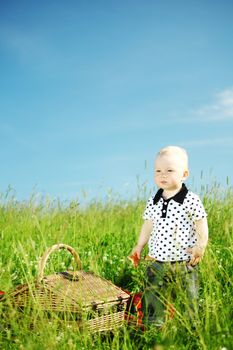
[143,184,207,262]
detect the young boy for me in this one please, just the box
[130,146,208,326]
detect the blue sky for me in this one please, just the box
[0,0,233,203]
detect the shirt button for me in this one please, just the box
[163,210,166,213]
[164,202,167,205]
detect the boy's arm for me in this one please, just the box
[187,217,208,266]
[130,220,153,261]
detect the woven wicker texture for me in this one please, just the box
[8,244,129,331]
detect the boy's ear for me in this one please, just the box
[183,170,189,179]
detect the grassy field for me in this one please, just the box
[0,184,232,350]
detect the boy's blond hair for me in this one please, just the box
[157,146,189,170]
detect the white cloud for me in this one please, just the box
[0,25,57,71]
[175,88,233,123]
[0,26,42,63]
[180,137,233,147]
[195,88,233,121]
[0,122,39,151]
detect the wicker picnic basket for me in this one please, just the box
[8,244,130,332]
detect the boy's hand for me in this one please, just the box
[129,220,152,267]
[128,252,140,267]
[186,246,205,266]
[128,247,142,267]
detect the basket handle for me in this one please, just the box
[37,243,82,282]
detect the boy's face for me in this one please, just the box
[154,154,189,191]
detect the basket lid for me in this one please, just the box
[8,244,130,312]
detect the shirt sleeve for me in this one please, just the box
[188,193,207,221]
[142,197,154,220]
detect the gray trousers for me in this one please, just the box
[142,261,199,326]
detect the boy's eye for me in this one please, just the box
[155,170,161,173]
[168,169,174,172]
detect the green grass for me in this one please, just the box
[0,185,232,350]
